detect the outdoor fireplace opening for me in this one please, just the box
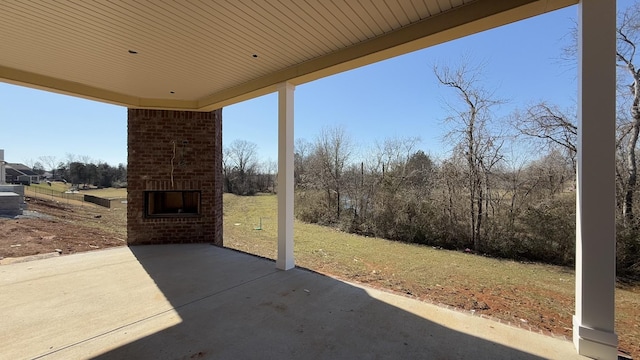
[145,190,201,217]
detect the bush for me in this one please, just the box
[617,225,640,281]
[295,191,334,225]
[519,197,575,266]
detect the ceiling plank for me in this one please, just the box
[197,0,576,110]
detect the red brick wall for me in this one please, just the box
[127,109,223,246]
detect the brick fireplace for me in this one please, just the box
[127,109,223,245]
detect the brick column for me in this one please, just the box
[127,109,223,246]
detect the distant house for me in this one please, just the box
[5,163,40,185]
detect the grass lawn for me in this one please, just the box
[223,193,640,358]
[29,181,70,193]
[29,182,127,199]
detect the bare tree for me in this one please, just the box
[39,155,58,178]
[65,153,77,166]
[357,137,428,236]
[374,136,421,193]
[225,139,259,195]
[294,138,312,188]
[526,149,574,197]
[227,140,258,175]
[78,155,93,165]
[514,102,577,172]
[263,158,277,193]
[22,158,35,169]
[313,126,353,221]
[32,161,45,175]
[222,146,232,192]
[436,155,466,240]
[500,154,534,232]
[434,60,504,250]
[617,2,640,225]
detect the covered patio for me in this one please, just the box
[0,0,618,358]
[0,244,585,359]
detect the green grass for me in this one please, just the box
[223,193,640,358]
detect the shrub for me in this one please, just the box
[519,197,575,266]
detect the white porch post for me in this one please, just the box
[276,82,295,270]
[573,0,618,358]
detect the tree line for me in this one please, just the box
[293,127,577,265]
[224,4,640,280]
[222,140,276,195]
[29,154,127,189]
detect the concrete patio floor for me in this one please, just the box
[0,244,587,360]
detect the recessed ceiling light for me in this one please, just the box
[128,50,138,54]
[252,54,258,58]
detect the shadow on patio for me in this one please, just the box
[0,244,584,359]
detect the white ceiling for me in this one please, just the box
[0,0,575,111]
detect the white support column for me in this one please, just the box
[276,82,295,270]
[573,0,618,358]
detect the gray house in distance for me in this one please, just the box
[4,163,40,185]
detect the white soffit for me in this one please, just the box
[0,0,576,110]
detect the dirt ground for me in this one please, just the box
[0,196,126,260]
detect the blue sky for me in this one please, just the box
[0,2,629,168]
